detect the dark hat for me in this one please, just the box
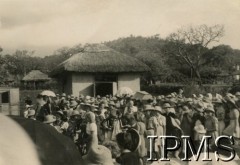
[116,128,141,152]
[204,105,215,113]
[162,103,173,109]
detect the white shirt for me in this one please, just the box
[86,122,98,135]
[124,106,138,115]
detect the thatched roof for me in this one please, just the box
[22,70,50,81]
[51,44,150,75]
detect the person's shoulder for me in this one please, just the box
[121,152,138,158]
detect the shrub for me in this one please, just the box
[141,84,231,96]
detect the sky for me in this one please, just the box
[0,0,239,56]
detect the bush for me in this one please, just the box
[229,85,240,94]
[141,84,231,96]
[141,84,183,95]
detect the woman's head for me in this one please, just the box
[116,132,133,150]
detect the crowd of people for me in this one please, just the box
[23,89,240,165]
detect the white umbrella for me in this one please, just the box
[133,91,153,101]
[41,90,56,97]
[116,87,134,97]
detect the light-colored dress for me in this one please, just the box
[135,122,146,158]
[215,107,226,136]
[205,116,218,144]
[86,122,98,136]
[223,109,240,138]
[146,116,158,151]
[156,114,166,146]
[147,116,161,151]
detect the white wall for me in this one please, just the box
[118,73,140,93]
[72,73,94,97]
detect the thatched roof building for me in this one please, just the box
[51,44,150,96]
[22,70,51,90]
[22,70,50,82]
[51,44,150,75]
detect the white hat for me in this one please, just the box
[27,110,36,117]
[194,124,206,134]
[43,115,56,124]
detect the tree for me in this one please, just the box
[4,50,37,79]
[165,24,225,84]
[43,44,84,73]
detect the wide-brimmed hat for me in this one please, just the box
[204,104,215,113]
[185,98,193,103]
[235,92,240,96]
[166,94,172,98]
[225,93,237,106]
[144,104,155,111]
[111,97,117,101]
[61,93,66,97]
[71,110,80,116]
[155,106,162,113]
[109,101,115,107]
[69,100,78,108]
[194,101,205,112]
[156,96,162,100]
[43,115,56,124]
[56,110,64,116]
[212,98,223,104]
[79,94,84,98]
[90,104,99,112]
[27,110,36,117]
[162,103,173,109]
[82,145,113,165]
[96,95,101,99]
[194,124,206,134]
[203,96,212,103]
[85,95,91,100]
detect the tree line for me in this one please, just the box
[0,24,240,85]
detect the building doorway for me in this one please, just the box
[95,82,113,97]
[94,74,118,97]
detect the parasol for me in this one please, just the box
[9,116,82,165]
[133,91,153,101]
[41,90,56,97]
[116,87,134,97]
